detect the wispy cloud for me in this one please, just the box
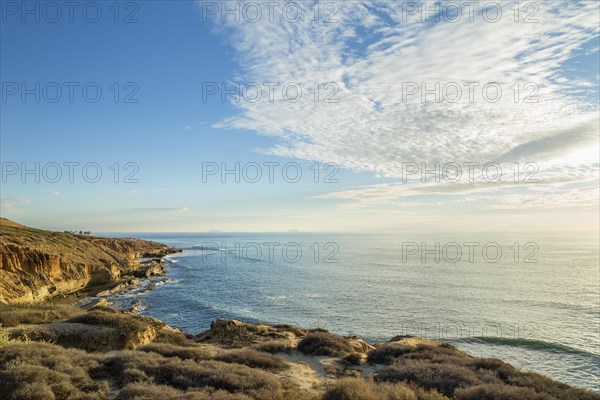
[0,196,31,212]
[204,0,599,208]
[469,187,600,209]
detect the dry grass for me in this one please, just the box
[0,303,83,327]
[272,324,305,337]
[115,383,252,400]
[3,325,55,344]
[139,344,289,372]
[376,359,482,397]
[454,383,553,400]
[369,346,600,400]
[154,329,192,346]
[469,357,600,400]
[1,304,598,400]
[139,343,212,362]
[1,335,598,400]
[68,308,156,349]
[342,352,363,366]
[297,332,354,357]
[214,349,290,372]
[0,339,308,400]
[367,343,414,364]
[321,378,448,400]
[99,350,287,399]
[322,378,416,400]
[254,341,294,354]
[0,342,109,400]
[369,343,483,397]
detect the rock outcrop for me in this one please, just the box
[195,318,307,348]
[0,218,180,304]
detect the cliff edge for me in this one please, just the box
[0,218,179,304]
[1,306,599,400]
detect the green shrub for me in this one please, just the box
[297,332,353,357]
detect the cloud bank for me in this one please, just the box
[204,0,599,208]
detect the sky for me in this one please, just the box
[0,0,599,232]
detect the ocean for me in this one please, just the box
[98,231,599,392]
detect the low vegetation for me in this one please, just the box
[0,303,83,327]
[343,352,364,366]
[322,378,447,400]
[0,342,109,400]
[297,331,354,357]
[254,341,294,354]
[368,342,600,400]
[138,343,212,362]
[115,383,251,400]
[367,342,414,364]
[0,340,296,400]
[376,359,481,397]
[0,327,30,348]
[68,307,160,349]
[213,349,290,372]
[101,351,287,399]
[0,303,598,400]
[453,383,552,400]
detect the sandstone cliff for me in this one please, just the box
[0,218,179,304]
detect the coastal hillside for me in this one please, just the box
[0,219,179,304]
[0,223,598,399]
[1,304,599,400]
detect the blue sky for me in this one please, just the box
[1,1,599,232]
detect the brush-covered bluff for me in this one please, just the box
[0,218,180,304]
[1,220,599,399]
[1,305,599,400]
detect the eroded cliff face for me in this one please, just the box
[0,218,179,304]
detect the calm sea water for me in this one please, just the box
[99,232,599,392]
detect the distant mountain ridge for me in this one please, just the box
[0,219,179,303]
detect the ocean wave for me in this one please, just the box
[457,337,599,357]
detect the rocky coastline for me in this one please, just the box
[0,218,180,304]
[0,219,598,400]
